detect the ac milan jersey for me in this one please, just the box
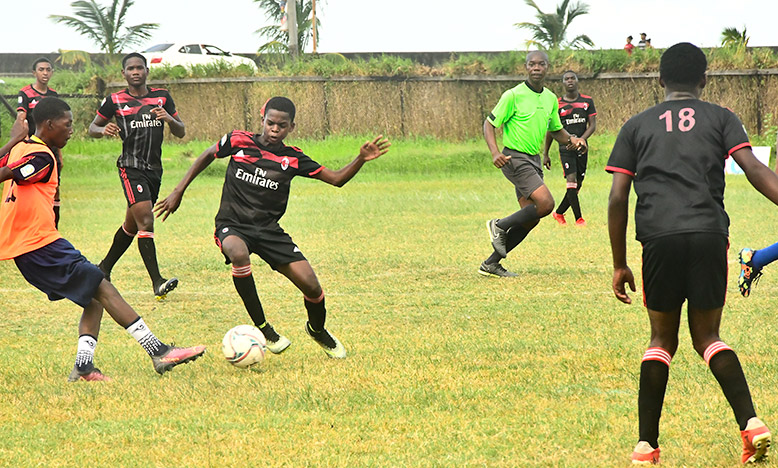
[96,87,177,171]
[606,99,750,243]
[214,131,324,228]
[557,94,596,141]
[17,85,59,136]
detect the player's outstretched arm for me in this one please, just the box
[608,172,636,304]
[88,114,120,139]
[550,128,586,153]
[154,143,218,221]
[733,147,778,206]
[313,135,390,187]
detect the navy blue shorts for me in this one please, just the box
[14,238,105,308]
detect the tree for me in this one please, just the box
[721,26,749,48]
[254,0,320,55]
[515,0,593,50]
[49,0,158,55]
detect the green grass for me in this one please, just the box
[1,137,778,467]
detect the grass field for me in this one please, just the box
[1,135,778,467]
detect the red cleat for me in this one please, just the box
[575,217,587,226]
[741,417,771,464]
[68,366,112,382]
[552,212,567,225]
[631,441,660,465]
[152,345,207,375]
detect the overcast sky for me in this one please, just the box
[2,0,775,55]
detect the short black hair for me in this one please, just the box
[264,96,296,122]
[627,35,633,40]
[562,70,578,79]
[32,57,52,70]
[526,50,549,64]
[660,42,707,87]
[32,97,71,126]
[122,52,147,68]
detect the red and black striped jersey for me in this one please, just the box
[17,85,59,136]
[557,93,596,142]
[213,130,323,227]
[96,87,178,171]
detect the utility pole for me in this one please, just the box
[287,0,299,59]
[312,0,317,53]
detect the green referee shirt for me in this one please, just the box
[487,82,563,155]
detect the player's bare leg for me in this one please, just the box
[221,235,290,353]
[277,260,346,358]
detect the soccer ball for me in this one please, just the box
[222,325,267,368]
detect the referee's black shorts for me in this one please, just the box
[641,232,728,312]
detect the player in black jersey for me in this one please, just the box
[543,70,596,226]
[17,58,62,227]
[607,43,778,465]
[154,97,390,359]
[88,53,186,300]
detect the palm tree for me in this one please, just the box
[515,0,593,50]
[49,0,158,55]
[721,26,749,48]
[254,0,320,55]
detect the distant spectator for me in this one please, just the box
[638,32,649,50]
[624,36,635,55]
[646,38,654,49]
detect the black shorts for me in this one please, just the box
[14,238,104,308]
[560,150,587,180]
[641,233,728,312]
[118,167,162,206]
[500,148,544,200]
[214,223,307,270]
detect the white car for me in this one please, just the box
[142,43,257,70]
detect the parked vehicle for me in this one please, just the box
[142,43,257,70]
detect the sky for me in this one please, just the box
[1,0,776,55]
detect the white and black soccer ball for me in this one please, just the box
[222,325,267,368]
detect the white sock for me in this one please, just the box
[75,334,97,371]
[126,317,166,356]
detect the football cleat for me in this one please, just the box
[575,217,587,226]
[631,441,660,465]
[68,366,112,382]
[478,261,518,278]
[552,212,567,225]
[738,248,763,298]
[486,219,508,258]
[259,323,291,354]
[305,322,346,359]
[741,417,771,464]
[151,345,206,375]
[154,277,179,301]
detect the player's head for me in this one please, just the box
[32,58,53,85]
[525,50,549,85]
[660,42,707,92]
[121,53,149,87]
[261,96,296,145]
[32,97,73,149]
[562,70,578,91]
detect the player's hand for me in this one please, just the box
[103,122,121,137]
[358,135,391,161]
[612,266,636,304]
[568,136,587,153]
[492,152,511,168]
[542,152,551,170]
[11,114,28,142]
[153,190,183,222]
[150,106,173,122]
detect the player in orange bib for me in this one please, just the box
[0,97,205,381]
